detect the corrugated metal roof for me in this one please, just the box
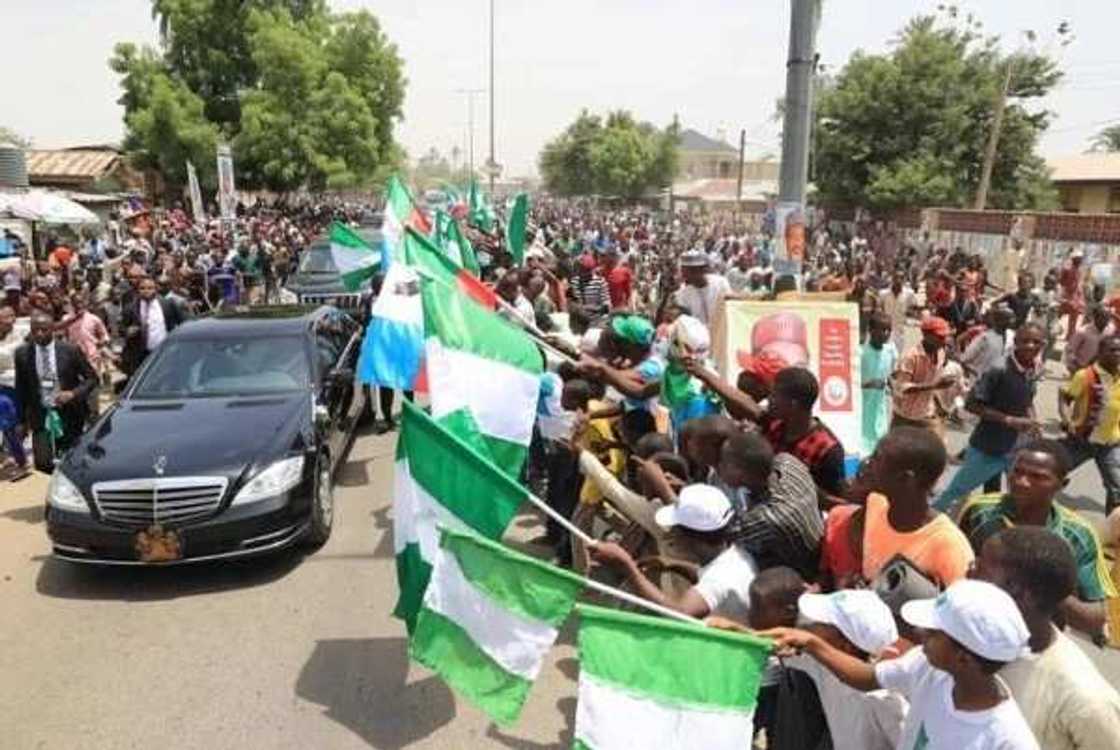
[25,149,121,180]
[678,129,737,153]
[1047,154,1120,183]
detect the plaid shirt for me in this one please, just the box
[730,453,824,579]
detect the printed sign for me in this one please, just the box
[718,300,863,455]
[216,144,237,220]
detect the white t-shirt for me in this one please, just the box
[1000,628,1120,750]
[675,275,732,325]
[879,287,917,329]
[789,655,907,750]
[692,544,757,623]
[875,648,1038,750]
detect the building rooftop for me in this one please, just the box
[1047,154,1120,183]
[678,129,737,153]
[25,148,123,182]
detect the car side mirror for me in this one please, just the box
[314,404,330,428]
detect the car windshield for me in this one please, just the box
[130,335,310,399]
[297,244,337,274]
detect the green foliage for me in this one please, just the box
[813,14,1062,211]
[113,1,404,193]
[0,126,32,148]
[539,110,679,199]
[1090,125,1120,153]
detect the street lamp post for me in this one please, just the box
[488,0,496,196]
[456,88,485,182]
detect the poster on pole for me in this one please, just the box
[773,201,806,274]
[186,161,205,226]
[216,144,237,221]
[718,299,863,457]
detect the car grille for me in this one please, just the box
[298,292,362,309]
[92,477,229,529]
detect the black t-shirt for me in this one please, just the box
[968,358,1036,456]
[999,291,1037,329]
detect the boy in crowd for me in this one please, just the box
[1059,333,1120,516]
[861,312,898,456]
[758,579,1038,749]
[958,439,1115,640]
[974,526,1120,749]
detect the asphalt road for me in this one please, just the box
[1,356,1117,749]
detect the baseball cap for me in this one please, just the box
[799,590,899,655]
[900,579,1029,663]
[654,484,733,532]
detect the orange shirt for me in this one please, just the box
[861,493,973,587]
[891,345,947,421]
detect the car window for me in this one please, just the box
[131,336,310,399]
[297,244,337,274]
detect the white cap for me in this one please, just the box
[798,590,899,655]
[654,485,733,532]
[900,579,1029,663]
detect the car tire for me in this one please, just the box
[304,451,334,547]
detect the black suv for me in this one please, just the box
[45,306,366,565]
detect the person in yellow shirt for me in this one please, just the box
[1059,334,1120,516]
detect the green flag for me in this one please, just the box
[410,528,584,725]
[328,221,381,291]
[468,180,495,233]
[504,192,529,265]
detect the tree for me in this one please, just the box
[0,126,32,149]
[539,110,678,199]
[1090,125,1120,153]
[112,1,405,193]
[812,12,1063,211]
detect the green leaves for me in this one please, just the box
[112,2,404,194]
[539,110,679,199]
[814,12,1061,211]
[1090,125,1120,153]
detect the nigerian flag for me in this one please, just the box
[328,222,381,291]
[411,528,584,725]
[468,180,495,233]
[505,192,529,265]
[383,175,430,261]
[393,401,526,632]
[574,605,773,750]
[421,260,542,474]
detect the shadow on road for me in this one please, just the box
[338,457,372,488]
[369,506,395,559]
[296,637,455,749]
[34,548,304,601]
[1,503,44,524]
[484,696,576,750]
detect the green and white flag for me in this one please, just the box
[393,401,527,632]
[421,264,543,474]
[329,222,382,291]
[505,192,529,265]
[411,527,584,725]
[574,605,773,750]
[432,209,481,276]
[468,180,495,233]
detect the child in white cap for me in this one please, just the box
[786,590,908,750]
[754,579,1038,749]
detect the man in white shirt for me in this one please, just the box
[590,484,757,621]
[975,526,1120,750]
[879,271,919,353]
[675,250,732,327]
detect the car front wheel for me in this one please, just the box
[304,452,334,547]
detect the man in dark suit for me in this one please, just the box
[14,312,98,471]
[120,276,187,376]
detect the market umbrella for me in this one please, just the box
[0,190,99,224]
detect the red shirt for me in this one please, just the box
[604,265,633,309]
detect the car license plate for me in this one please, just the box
[134,524,183,563]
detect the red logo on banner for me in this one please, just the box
[818,318,852,412]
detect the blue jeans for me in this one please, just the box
[1061,437,1120,515]
[934,446,1011,512]
[0,391,25,467]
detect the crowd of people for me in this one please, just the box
[2,192,1119,748]
[486,201,1120,749]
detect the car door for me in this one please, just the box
[313,317,347,461]
[333,312,363,441]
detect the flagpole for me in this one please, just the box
[510,489,701,624]
[493,296,580,365]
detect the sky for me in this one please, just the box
[3,0,1119,178]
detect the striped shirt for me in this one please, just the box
[958,493,1118,601]
[572,275,610,315]
[731,452,824,579]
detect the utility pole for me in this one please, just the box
[974,61,1014,211]
[778,0,818,206]
[455,88,485,182]
[777,0,819,274]
[488,0,496,196]
[737,128,746,205]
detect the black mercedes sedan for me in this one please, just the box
[45,305,366,565]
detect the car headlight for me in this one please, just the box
[232,456,305,505]
[47,471,90,514]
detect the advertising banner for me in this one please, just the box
[718,299,863,456]
[773,201,806,267]
[186,160,205,226]
[216,144,237,220]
